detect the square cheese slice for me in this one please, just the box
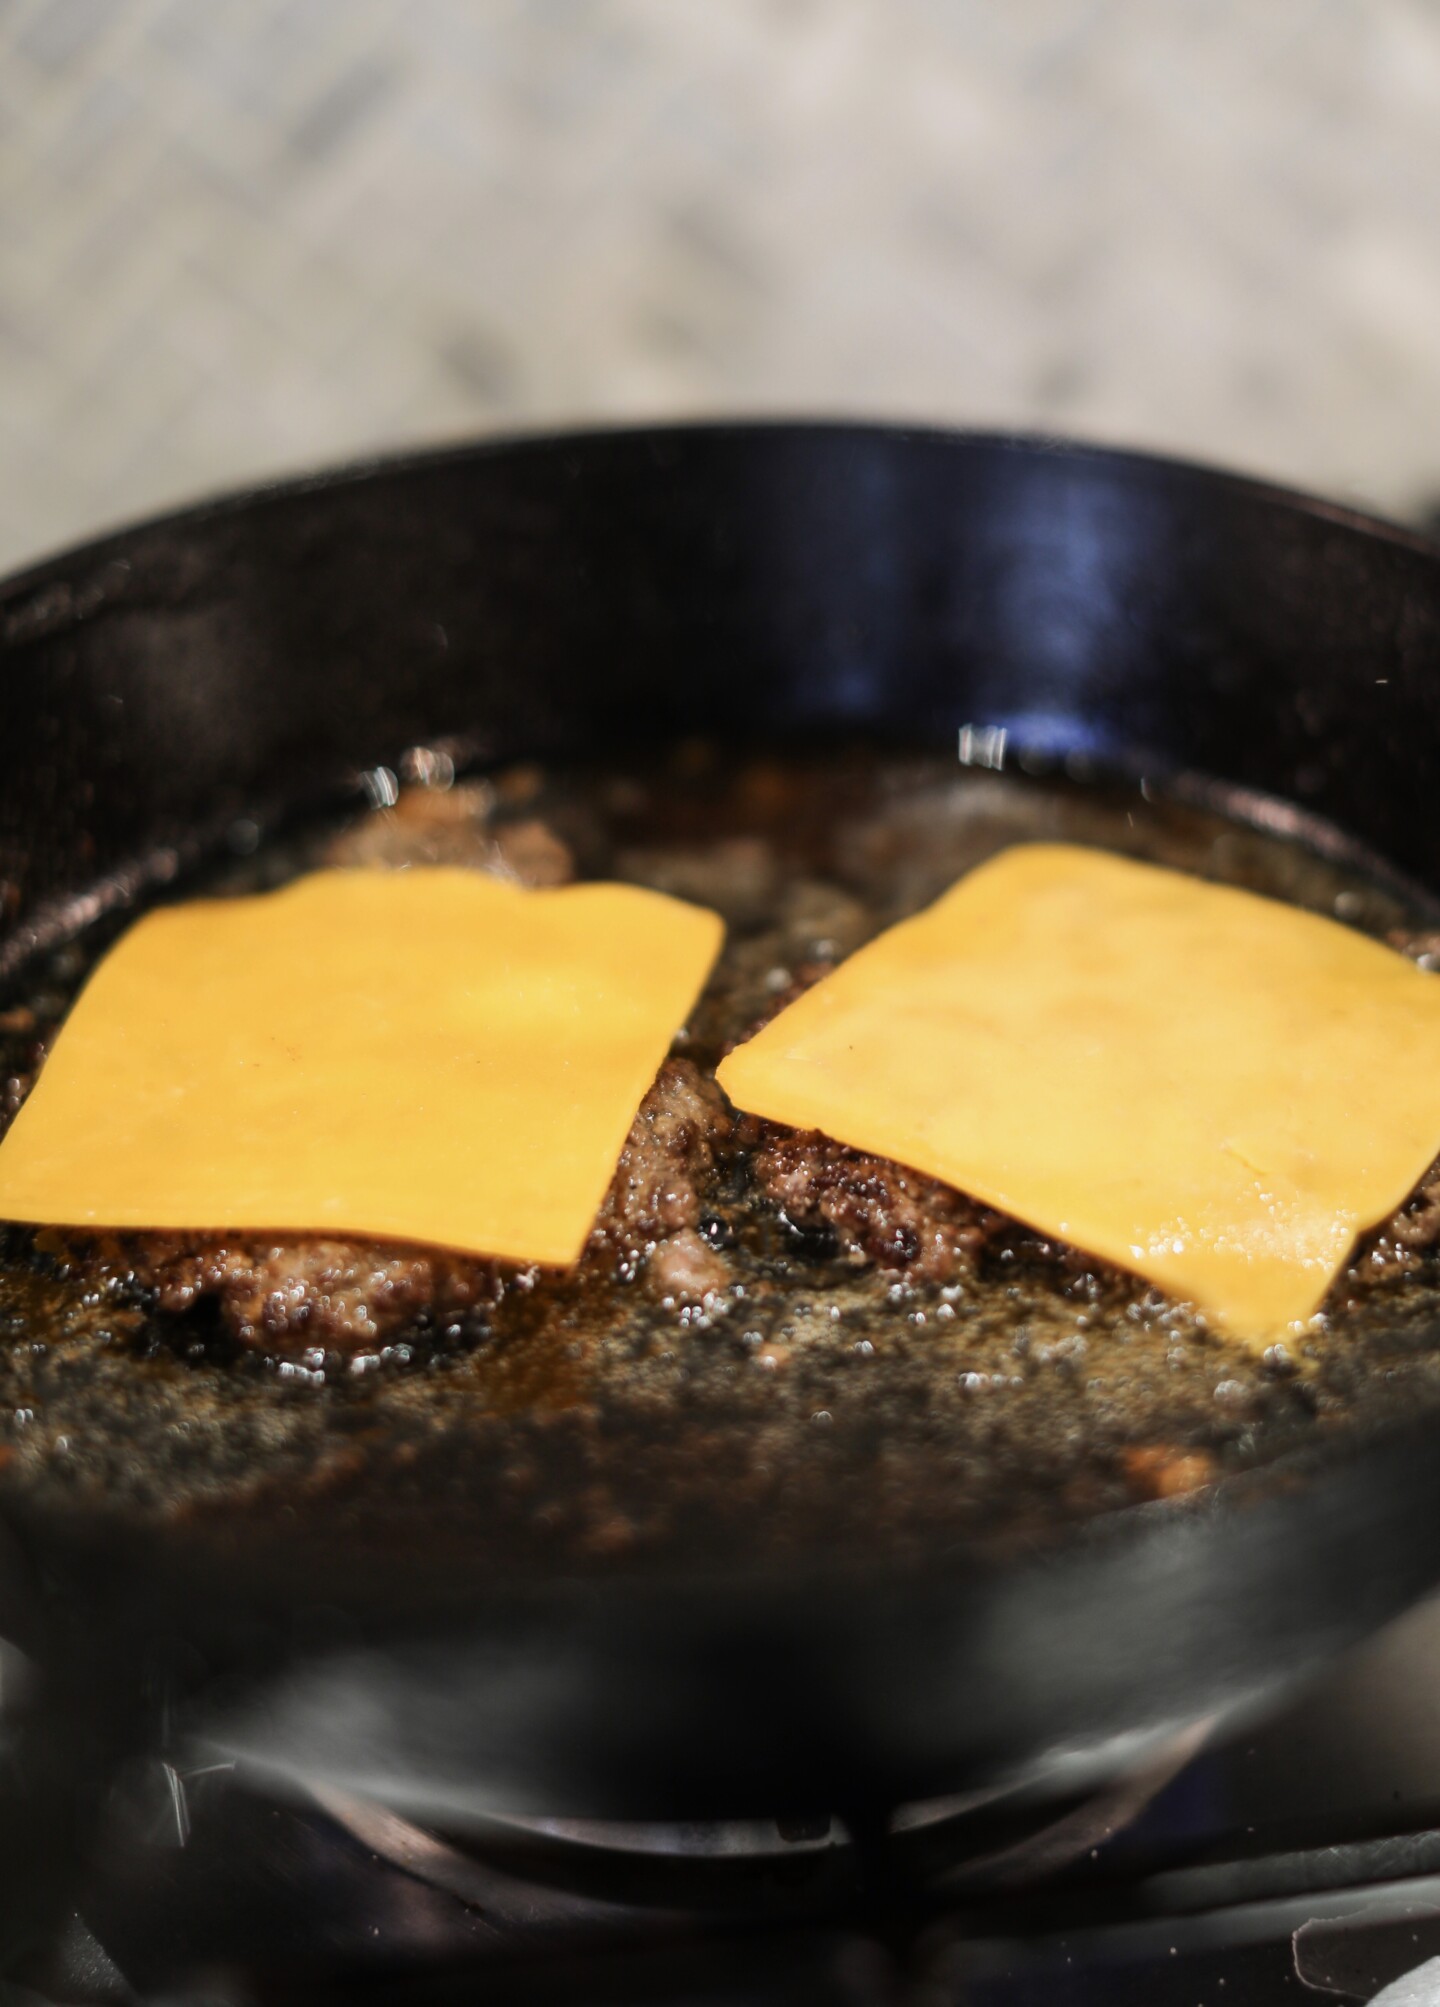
[716,843,1440,1347]
[0,869,723,1266]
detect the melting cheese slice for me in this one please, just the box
[0,870,722,1266]
[717,843,1440,1348]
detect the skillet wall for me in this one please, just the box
[0,424,1438,933]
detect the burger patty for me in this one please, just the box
[38,1055,730,1352]
[12,752,1440,1366]
[7,749,1440,1551]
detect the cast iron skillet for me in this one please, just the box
[0,425,1438,1917]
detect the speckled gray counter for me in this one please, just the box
[2,0,1439,571]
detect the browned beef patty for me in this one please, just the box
[39,1054,736,1352]
[22,759,1440,1353]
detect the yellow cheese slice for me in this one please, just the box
[716,843,1440,1348]
[0,870,723,1266]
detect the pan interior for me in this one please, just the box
[0,745,1437,1582]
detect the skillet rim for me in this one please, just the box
[1,417,1437,606]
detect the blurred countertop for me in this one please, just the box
[4,0,1440,571]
